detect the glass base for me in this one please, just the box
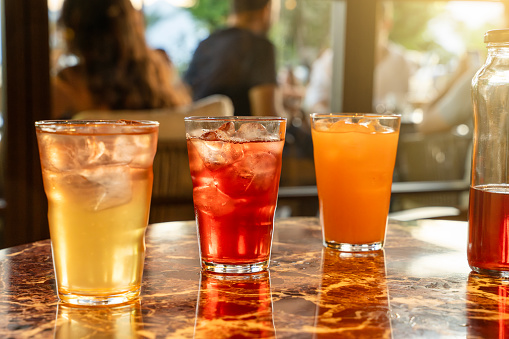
[470,266,509,278]
[202,260,268,274]
[324,240,383,252]
[57,288,141,306]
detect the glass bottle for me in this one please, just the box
[469,29,509,277]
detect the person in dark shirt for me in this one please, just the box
[184,0,281,116]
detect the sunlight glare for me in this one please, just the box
[131,0,144,10]
[48,0,64,12]
[168,0,196,7]
[132,0,196,9]
[446,1,504,29]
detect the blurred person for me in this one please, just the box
[51,0,187,119]
[184,0,282,116]
[417,52,479,134]
[280,65,306,119]
[372,2,414,114]
[407,52,479,213]
[155,48,193,108]
[303,48,332,113]
[304,3,414,114]
[280,65,313,159]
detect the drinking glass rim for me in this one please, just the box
[184,116,286,122]
[310,113,400,120]
[35,119,159,134]
[35,119,160,126]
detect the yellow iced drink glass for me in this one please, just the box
[35,120,159,305]
[311,113,400,251]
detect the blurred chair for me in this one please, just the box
[73,94,234,223]
[391,128,471,219]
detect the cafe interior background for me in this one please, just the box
[0,0,506,249]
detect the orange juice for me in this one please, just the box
[311,114,400,250]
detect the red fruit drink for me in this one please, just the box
[468,184,509,274]
[186,118,286,273]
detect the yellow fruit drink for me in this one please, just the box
[35,120,159,305]
[311,114,400,251]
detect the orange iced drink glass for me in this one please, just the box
[35,120,159,305]
[310,113,400,251]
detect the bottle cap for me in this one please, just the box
[485,29,509,43]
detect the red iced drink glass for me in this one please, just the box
[185,116,286,274]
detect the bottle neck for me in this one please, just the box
[487,43,509,57]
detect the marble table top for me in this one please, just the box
[0,217,505,338]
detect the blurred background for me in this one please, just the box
[0,0,507,248]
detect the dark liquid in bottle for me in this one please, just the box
[468,185,509,274]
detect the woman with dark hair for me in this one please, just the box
[52,0,190,118]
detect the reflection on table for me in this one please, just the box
[194,272,275,338]
[467,272,509,338]
[54,302,143,338]
[313,249,391,338]
[1,217,509,337]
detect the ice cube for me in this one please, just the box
[118,134,156,168]
[358,119,376,132]
[37,134,79,172]
[201,131,220,141]
[75,137,110,167]
[111,135,137,164]
[216,122,235,140]
[235,122,270,141]
[186,128,207,139]
[243,139,283,156]
[69,165,132,211]
[313,119,335,132]
[329,119,371,133]
[192,184,235,216]
[190,139,226,168]
[187,140,206,174]
[194,123,236,141]
[38,134,116,172]
[225,151,278,196]
[358,119,393,133]
[190,139,243,171]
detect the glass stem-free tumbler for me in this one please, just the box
[36,120,159,305]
